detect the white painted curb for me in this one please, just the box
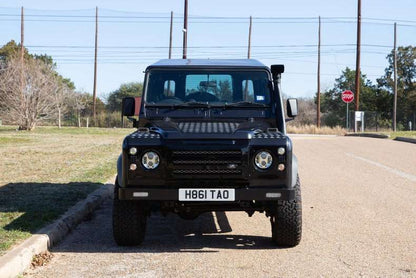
[0,181,114,278]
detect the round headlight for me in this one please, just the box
[254,151,273,170]
[129,147,137,155]
[278,147,286,155]
[142,151,160,169]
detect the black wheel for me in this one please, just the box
[270,175,302,247]
[112,178,147,246]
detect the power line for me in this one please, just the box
[24,43,393,49]
[0,11,416,23]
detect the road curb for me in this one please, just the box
[345,133,389,139]
[288,134,338,137]
[0,181,114,278]
[394,136,416,144]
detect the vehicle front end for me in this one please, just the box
[113,59,301,247]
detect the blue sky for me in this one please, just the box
[1,0,415,100]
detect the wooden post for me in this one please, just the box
[393,22,398,132]
[92,7,98,125]
[182,0,188,59]
[317,16,321,128]
[354,0,362,123]
[169,11,173,59]
[247,16,252,59]
[20,7,24,95]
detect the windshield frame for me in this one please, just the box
[143,68,273,108]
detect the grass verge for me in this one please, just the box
[287,124,346,135]
[0,125,133,255]
[379,131,416,139]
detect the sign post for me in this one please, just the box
[341,90,354,130]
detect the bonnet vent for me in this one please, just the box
[178,122,239,134]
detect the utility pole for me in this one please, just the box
[182,0,188,59]
[354,0,362,129]
[167,11,174,96]
[169,11,173,59]
[92,7,98,124]
[243,16,253,100]
[393,23,398,131]
[317,16,321,128]
[247,16,252,59]
[20,7,25,95]
[20,7,24,68]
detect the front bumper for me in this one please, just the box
[118,187,295,201]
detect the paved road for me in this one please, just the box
[26,136,416,277]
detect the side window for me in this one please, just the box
[163,80,175,97]
[242,80,254,102]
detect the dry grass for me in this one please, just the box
[287,124,347,136]
[0,126,133,185]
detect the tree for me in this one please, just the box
[289,98,317,126]
[0,54,60,130]
[67,92,89,127]
[107,82,143,112]
[0,41,78,129]
[53,83,73,128]
[320,67,386,127]
[378,46,416,129]
[218,80,232,101]
[0,40,30,63]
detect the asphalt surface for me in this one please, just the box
[25,136,416,277]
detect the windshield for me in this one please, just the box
[145,70,271,106]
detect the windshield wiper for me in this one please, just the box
[224,101,268,107]
[181,101,211,107]
[145,101,211,109]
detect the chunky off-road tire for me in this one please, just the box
[271,175,302,247]
[112,179,147,246]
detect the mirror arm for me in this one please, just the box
[126,116,139,128]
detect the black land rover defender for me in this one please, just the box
[113,59,301,247]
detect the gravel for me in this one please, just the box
[25,136,416,277]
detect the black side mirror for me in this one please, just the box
[287,98,298,118]
[122,97,136,117]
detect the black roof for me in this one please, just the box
[146,59,269,70]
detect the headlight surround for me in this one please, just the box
[254,151,273,170]
[141,151,160,170]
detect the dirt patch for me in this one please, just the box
[31,251,54,269]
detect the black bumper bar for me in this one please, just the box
[118,187,295,201]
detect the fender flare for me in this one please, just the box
[117,154,122,186]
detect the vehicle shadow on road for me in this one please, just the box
[52,200,279,253]
[142,211,276,252]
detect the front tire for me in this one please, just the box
[112,178,147,246]
[270,175,302,247]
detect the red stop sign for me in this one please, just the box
[341,90,354,103]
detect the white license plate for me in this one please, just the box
[179,188,235,201]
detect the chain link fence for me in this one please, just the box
[344,111,416,132]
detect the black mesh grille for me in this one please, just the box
[178,122,239,134]
[173,169,242,175]
[173,151,240,155]
[172,150,242,176]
